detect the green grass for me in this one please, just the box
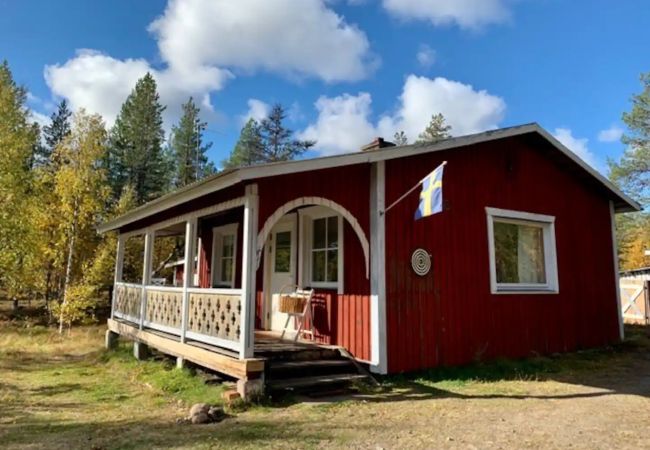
[1,319,649,449]
[381,325,650,393]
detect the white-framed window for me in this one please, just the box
[211,223,238,288]
[486,207,559,294]
[298,207,343,291]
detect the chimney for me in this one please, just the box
[361,137,396,152]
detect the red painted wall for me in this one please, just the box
[254,165,372,360]
[384,135,620,373]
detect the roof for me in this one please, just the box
[99,123,641,233]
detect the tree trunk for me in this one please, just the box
[59,203,78,335]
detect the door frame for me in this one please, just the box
[262,213,298,330]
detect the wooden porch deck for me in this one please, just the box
[107,318,338,379]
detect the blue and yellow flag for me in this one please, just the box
[415,162,445,220]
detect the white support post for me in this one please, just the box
[609,200,624,341]
[111,234,126,319]
[139,230,154,330]
[180,218,197,343]
[240,184,259,359]
[370,161,388,374]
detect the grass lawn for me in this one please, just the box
[1,320,650,449]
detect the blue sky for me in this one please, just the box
[1,0,648,173]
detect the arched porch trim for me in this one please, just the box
[256,196,369,278]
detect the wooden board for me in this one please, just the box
[107,319,264,380]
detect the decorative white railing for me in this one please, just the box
[113,282,244,354]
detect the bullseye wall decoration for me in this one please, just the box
[411,248,431,276]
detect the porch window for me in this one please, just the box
[211,224,238,288]
[486,207,558,294]
[311,216,338,285]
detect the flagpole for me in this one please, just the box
[380,161,446,216]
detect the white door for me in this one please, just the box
[265,215,297,331]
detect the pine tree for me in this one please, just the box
[417,113,452,143]
[609,72,650,204]
[393,131,408,146]
[41,99,72,165]
[0,61,39,302]
[222,118,264,169]
[170,97,215,187]
[107,73,170,204]
[259,104,315,162]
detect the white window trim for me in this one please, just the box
[486,207,559,295]
[298,206,344,293]
[211,223,239,288]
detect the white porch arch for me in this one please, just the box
[256,196,369,278]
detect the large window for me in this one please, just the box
[486,208,558,294]
[211,224,238,288]
[311,216,339,286]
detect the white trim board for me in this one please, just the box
[99,124,640,234]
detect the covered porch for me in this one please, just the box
[105,182,374,396]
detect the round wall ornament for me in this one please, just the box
[411,248,431,276]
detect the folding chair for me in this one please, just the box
[278,284,315,342]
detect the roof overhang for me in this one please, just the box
[98,123,641,233]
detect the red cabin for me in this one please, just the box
[101,123,639,396]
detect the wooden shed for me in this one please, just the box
[100,123,640,395]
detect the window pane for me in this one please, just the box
[312,250,326,282]
[326,249,338,282]
[494,221,546,284]
[222,234,234,257]
[313,218,326,249]
[327,216,338,249]
[518,225,546,283]
[221,257,233,283]
[274,231,291,273]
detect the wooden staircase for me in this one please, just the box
[260,344,372,396]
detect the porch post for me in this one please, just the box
[111,234,125,319]
[240,184,258,359]
[139,230,154,330]
[180,217,197,343]
[370,161,388,374]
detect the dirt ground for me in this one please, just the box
[1,321,649,450]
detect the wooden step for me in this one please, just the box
[269,359,353,370]
[268,373,368,391]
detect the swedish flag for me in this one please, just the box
[415,162,445,220]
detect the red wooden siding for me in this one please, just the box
[384,135,620,373]
[254,166,372,360]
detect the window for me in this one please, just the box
[274,231,292,273]
[486,208,558,294]
[211,224,238,288]
[311,216,339,285]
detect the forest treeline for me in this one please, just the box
[0,60,647,330]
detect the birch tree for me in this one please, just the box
[52,110,109,332]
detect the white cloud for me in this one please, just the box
[149,0,376,82]
[416,44,436,67]
[30,110,51,128]
[378,75,506,140]
[241,99,270,125]
[300,75,506,155]
[382,0,511,29]
[44,0,375,128]
[553,128,601,171]
[598,125,623,143]
[299,93,377,155]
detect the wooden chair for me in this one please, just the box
[278,284,315,342]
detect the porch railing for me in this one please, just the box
[113,282,243,354]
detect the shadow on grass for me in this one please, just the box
[0,414,342,449]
